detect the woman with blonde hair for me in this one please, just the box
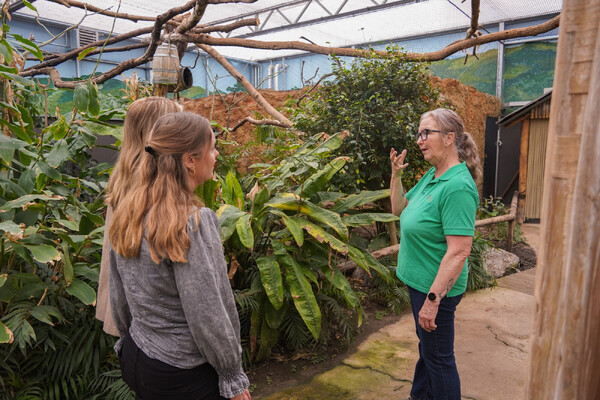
[108,112,251,400]
[96,96,182,336]
[390,108,480,400]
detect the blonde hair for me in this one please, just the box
[109,112,213,264]
[421,108,481,182]
[105,97,182,208]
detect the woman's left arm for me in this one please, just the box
[418,235,473,333]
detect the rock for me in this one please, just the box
[483,247,520,278]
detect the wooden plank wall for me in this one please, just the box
[524,119,548,220]
[527,0,600,398]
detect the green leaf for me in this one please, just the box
[77,47,97,60]
[45,115,70,140]
[62,243,74,284]
[270,210,304,247]
[45,139,70,168]
[294,218,348,254]
[24,244,61,264]
[235,213,254,249]
[17,168,35,193]
[0,220,22,235]
[56,219,79,231]
[215,204,246,242]
[0,322,14,344]
[341,212,399,227]
[265,300,288,330]
[332,189,391,214]
[195,178,219,210]
[319,264,361,309]
[295,156,347,199]
[256,257,284,310]
[0,39,13,63]
[256,317,279,362]
[73,83,90,112]
[281,254,321,341]
[0,274,7,288]
[65,278,96,305]
[225,170,245,210]
[29,305,63,326]
[38,160,63,181]
[12,34,43,61]
[22,0,37,11]
[0,128,25,162]
[0,194,63,212]
[87,80,100,116]
[347,244,392,283]
[267,193,348,240]
[0,68,32,86]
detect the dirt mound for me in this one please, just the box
[182,77,500,174]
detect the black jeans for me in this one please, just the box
[119,333,228,400]
[408,287,463,400]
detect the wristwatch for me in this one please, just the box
[428,292,439,302]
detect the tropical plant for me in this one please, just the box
[200,130,399,363]
[0,22,133,397]
[477,196,525,244]
[293,46,441,193]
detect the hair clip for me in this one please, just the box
[144,145,157,156]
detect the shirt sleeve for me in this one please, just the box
[440,189,478,236]
[108,244,132,353]
[173,208,249,399]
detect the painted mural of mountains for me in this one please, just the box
[428,41,556,103]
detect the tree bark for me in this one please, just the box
[527,0,600,398]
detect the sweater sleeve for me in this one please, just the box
[108,244,132,353]
[173,208,249,398]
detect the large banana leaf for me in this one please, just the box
[319,265,363,326]
[341,212,399,227]
[305,130,349,156]
[332,189,391,214]
[195,178,220,210]
[294,156,348,200]
[347,245,392,283]
[267,193,348,240]
[256,257,284,310]
[216,204,247,242]
[224,170,245,210]
[280,254,321,340]
[293,217,347,254]
[270,210,304,246]
[235,213,254,249]
[255,317,279,362]
[265,300,288,329]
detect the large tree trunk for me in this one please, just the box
[527,0,600,398]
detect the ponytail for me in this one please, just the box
[457,131,481,182]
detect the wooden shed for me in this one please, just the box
[498,90,552,223]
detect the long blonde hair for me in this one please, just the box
[105,97,182,208]
[421,108,482,182]
[109,112,213,264]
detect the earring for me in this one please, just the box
[189,167,196,176]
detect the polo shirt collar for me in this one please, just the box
[431,161,468,182]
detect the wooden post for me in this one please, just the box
[527,0,600,398]
[517,118,530,224]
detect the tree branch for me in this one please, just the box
[194,17,259,34]
[176,1,207,34]
[177,14,559,61]
[48,0,156,22]
[197,43,292,127]
[468,0,481,39]
[230,116,293,133]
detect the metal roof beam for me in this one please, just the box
[9,0,37,13]
[205,0,422,39]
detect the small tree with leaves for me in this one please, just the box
[294,47,440,193]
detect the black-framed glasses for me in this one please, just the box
[414,128,441,141]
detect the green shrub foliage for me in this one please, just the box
[293,47,440,192]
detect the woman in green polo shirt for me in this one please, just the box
[390,108,480,400]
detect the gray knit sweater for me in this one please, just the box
[109,207,249,398]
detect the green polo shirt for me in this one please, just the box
[396,162,478,297]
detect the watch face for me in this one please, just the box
[428,292,436,301]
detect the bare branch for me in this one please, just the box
[197,43,292,127]
[194,17,259,34]
[176,1,207,34]
[48,0,156,22]
[177,15,559,61]
[468,0,481,39]
[230,116,291,133]
[297,72,333,107]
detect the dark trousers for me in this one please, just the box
[119,333,228,400]
[408,287,463,400]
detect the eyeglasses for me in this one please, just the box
[414,129,441,141]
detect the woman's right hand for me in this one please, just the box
[390,148,408,175]
[231,389,251,400]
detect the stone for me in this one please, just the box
[483,247,520,277]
